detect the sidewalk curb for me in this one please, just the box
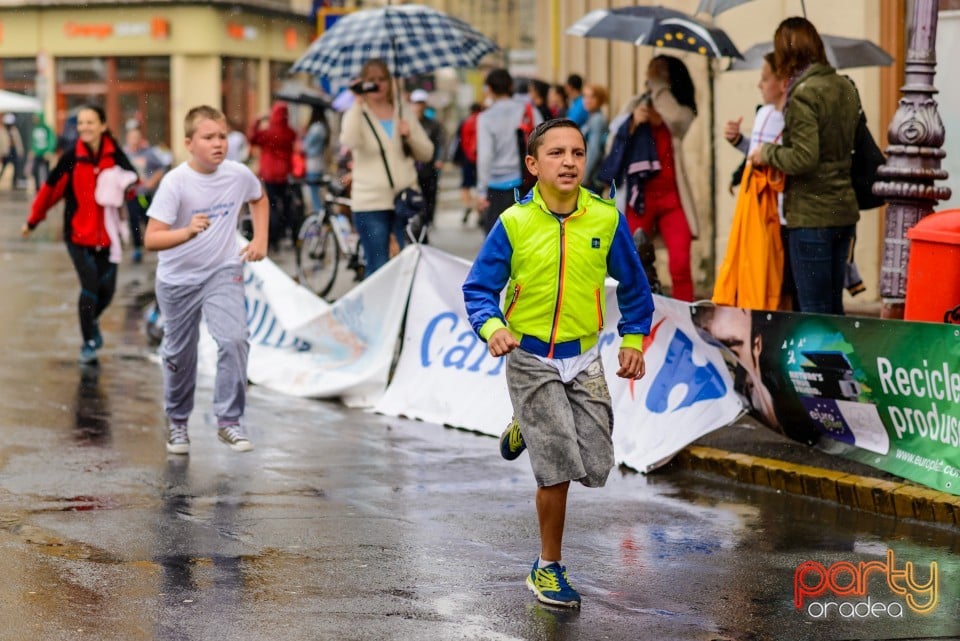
[674,446,960,526]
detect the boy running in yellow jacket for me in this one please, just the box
[462,119,655,607]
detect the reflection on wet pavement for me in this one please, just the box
[75,365,111,446]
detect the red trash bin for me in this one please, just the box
[905,209,960,323]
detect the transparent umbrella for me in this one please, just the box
[729,33,894,70]
[696,0,808,17]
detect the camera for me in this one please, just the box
[638,91,652,107]
[350,80,379,94]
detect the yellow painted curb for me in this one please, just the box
[674,446,958,526]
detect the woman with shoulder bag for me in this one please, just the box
[749,17,860,315]
[339,59,434,277]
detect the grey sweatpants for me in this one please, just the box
[156,265,249,425]
[505,348,615,488]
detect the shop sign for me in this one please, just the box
[317,8,351,36]
[226,22,259,40]
[64,18,169,40]
[285,28,298,51]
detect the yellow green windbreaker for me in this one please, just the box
[462,185,654,359]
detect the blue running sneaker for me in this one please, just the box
[527,559,581,608]
[79,341,98,365]
[499,417,526,460]
[92,322,103,350]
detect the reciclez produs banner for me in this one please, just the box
[693,305,960,496]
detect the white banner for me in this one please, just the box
[195,243,743,470]
[374,246,515,430]
[199,245,419,408]
[374,246,744,472]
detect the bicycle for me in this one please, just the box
[295,174,361,299]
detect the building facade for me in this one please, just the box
[0,1,312,150]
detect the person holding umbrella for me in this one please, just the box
[748,17,860,315]
[622,55,700,302]
[339,58,433,277]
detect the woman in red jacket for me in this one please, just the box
[21,105,136,365]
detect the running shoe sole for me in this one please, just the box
[166,441,190,455]
[499,418,526,460]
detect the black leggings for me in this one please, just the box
[66,243,117,344]
[265,182,302,250]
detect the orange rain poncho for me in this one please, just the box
[713,163,785,311]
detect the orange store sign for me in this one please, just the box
[64,19,169,40]
[226,22,259,40]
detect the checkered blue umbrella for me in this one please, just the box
[290,4,498,87]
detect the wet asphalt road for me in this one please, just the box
[2,190,960,641]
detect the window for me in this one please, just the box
[222,57,259,130]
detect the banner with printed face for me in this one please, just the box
[373,246,744,472]
[199,246,419,408]
[691,304,960,495]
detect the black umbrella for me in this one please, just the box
[567,5,742,59]
[272,82,332,108]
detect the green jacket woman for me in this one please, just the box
[759,63,860,229]
[749,17,860,315]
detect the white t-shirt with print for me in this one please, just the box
[148,160,262,286]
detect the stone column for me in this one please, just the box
[873,0,951,319]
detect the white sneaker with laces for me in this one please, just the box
[217,424,253,452]
[166,423,190,455]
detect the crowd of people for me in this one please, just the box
[468,62,700,303]
[8,13,875,614]
[9,14,864,372]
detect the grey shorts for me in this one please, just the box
[505,348,615,488]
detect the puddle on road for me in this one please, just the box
[0,517,120,564]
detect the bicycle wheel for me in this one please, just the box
[296,214,340,298]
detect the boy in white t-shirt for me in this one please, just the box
[144,105,269,455]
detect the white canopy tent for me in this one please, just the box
[0,90,41,113]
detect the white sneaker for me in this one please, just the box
[166,423,190,455]
[217,424,253,452]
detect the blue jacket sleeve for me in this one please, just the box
[607,213,655,337]
[567,97,588,128]
[462,221,514,340]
